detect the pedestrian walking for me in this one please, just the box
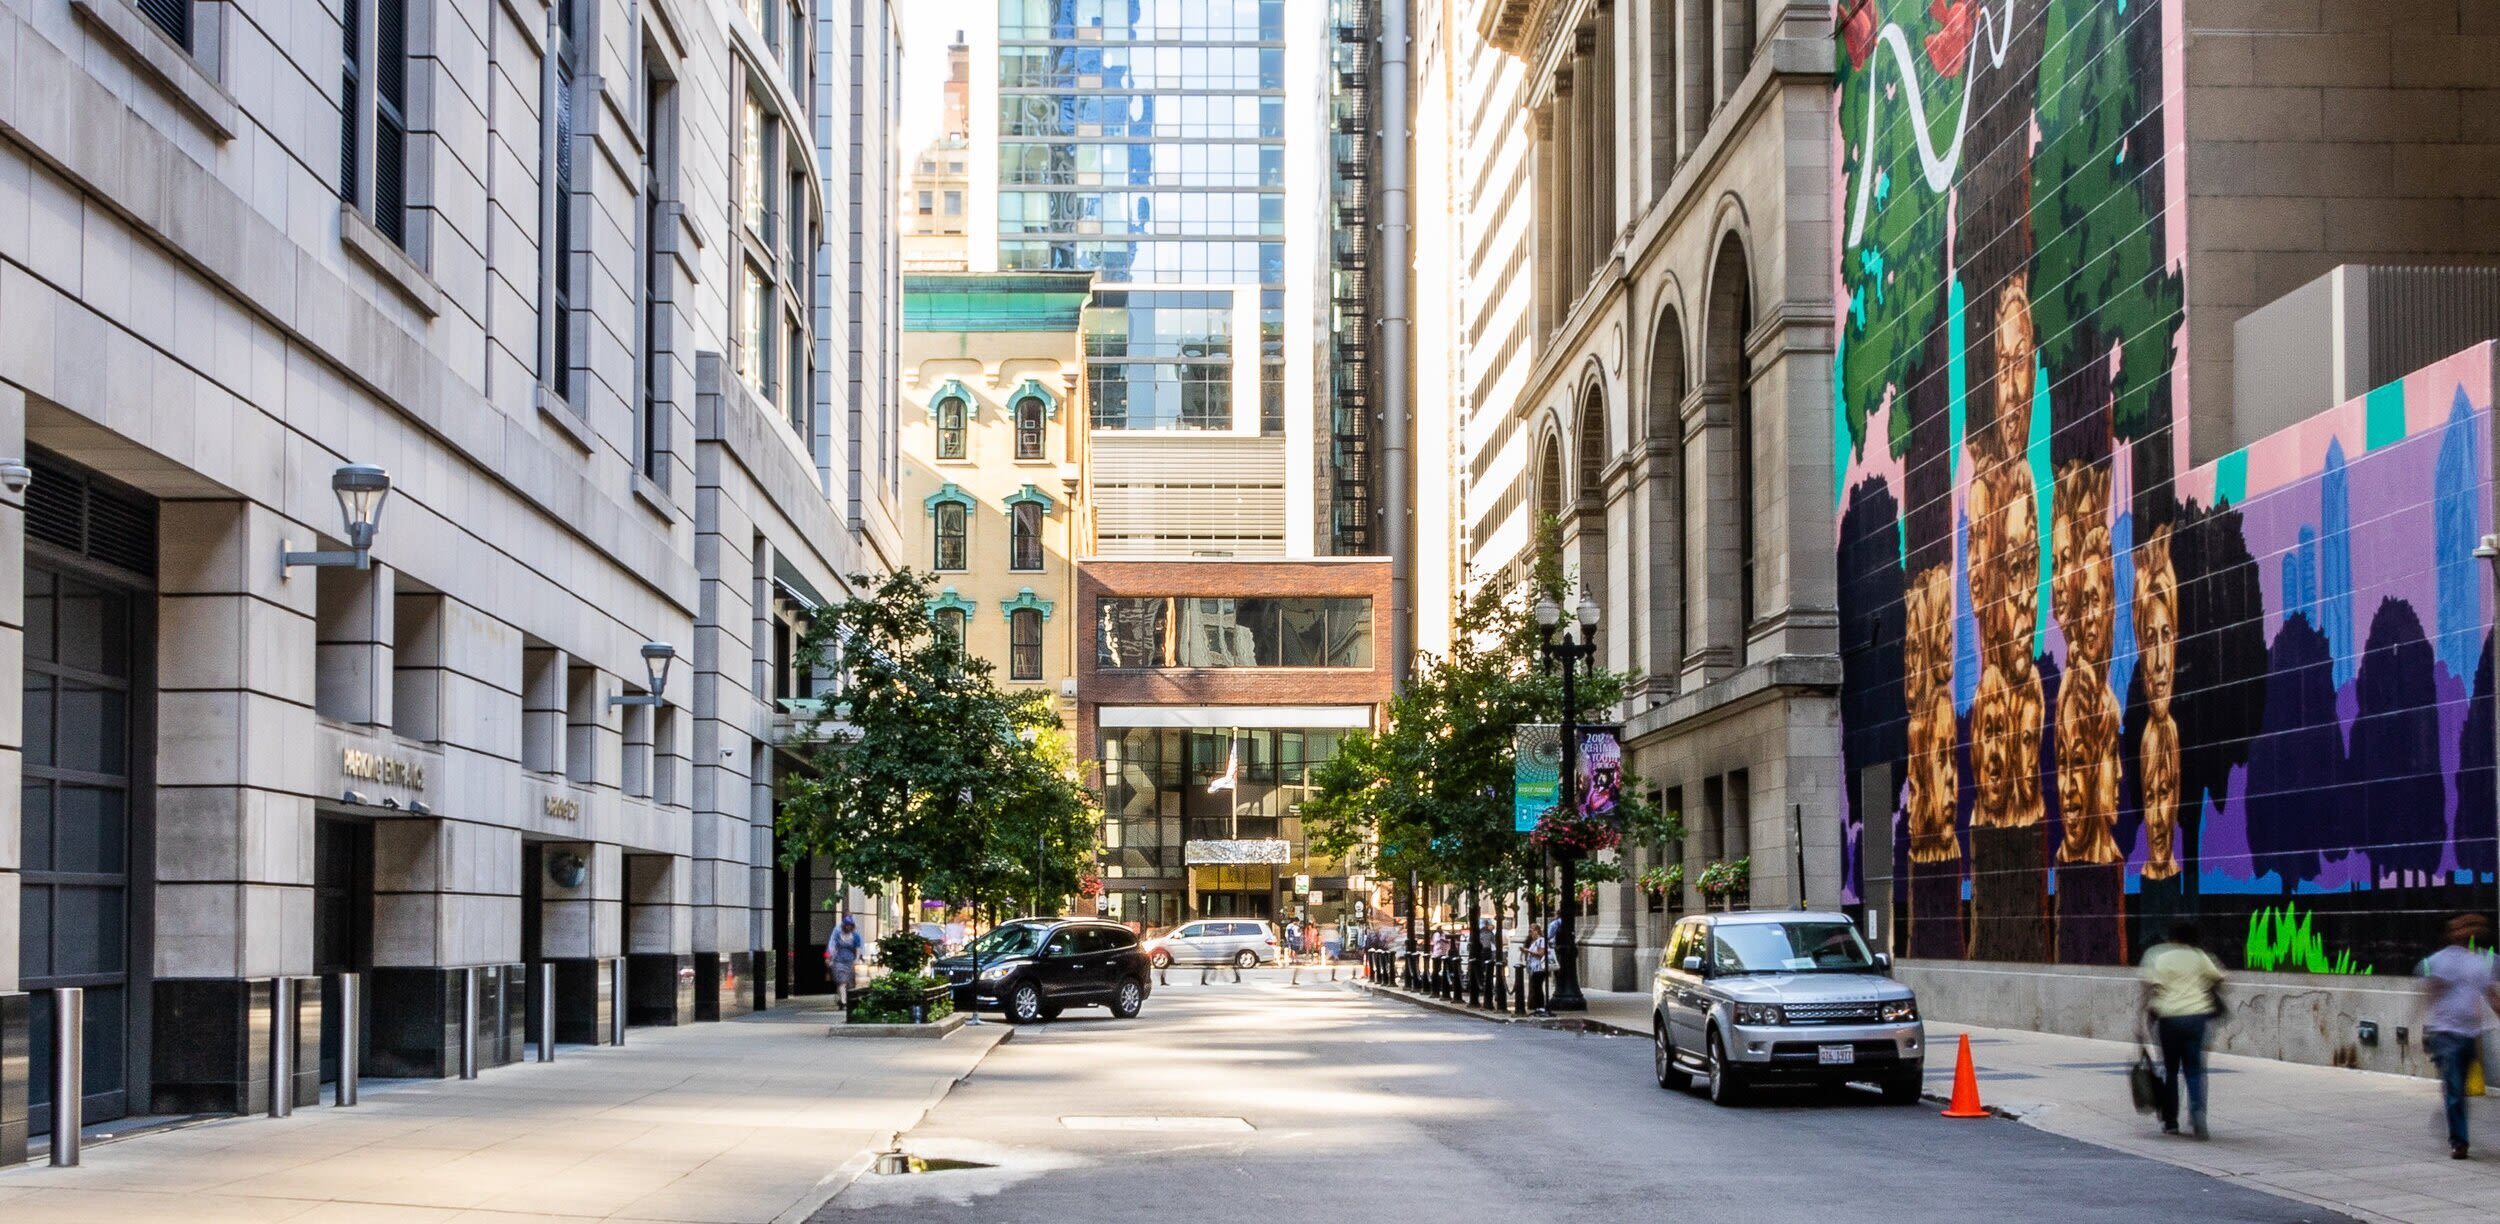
[827,914,864,1007]
[2420,913,2500,1160]
[2138,921,2227,1139]
[1525,929,1551,1015]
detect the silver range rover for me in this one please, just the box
[1650,911,1925,1106]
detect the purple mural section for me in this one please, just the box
[1838,344,2500,973]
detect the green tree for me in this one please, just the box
[1305,523,1678,903]
[775,569,1100,913]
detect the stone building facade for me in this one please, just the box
[1436,0,1840,990]
[900,271,1092,717]
[0,0,901,1159]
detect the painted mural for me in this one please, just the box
[1832,0,2499,972]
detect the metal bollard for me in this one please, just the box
[335,972,361,1105]
[50,986,83,1167]
[537,968,557,1062]
[609,958,627,1047]
[459,967,479,1080]
[270,976,295,1117]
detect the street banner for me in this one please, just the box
[1577,725,1625,822]
[1513,723,1561,832]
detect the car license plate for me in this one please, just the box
[1818,1044,1855,1065]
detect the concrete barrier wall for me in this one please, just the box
[1898,960,2443,1080]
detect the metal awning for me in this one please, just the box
[1184,839,1292,866]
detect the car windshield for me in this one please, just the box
[1711,922,1876,974]
[965,923,1049,959]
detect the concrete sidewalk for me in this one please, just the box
[0,1002,1008,1223]
[1354,978,2500,1224]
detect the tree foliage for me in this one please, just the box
[1305,524,1680,898]
[775,569,1098,913]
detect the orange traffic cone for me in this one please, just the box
[1940,1032,1988,1118]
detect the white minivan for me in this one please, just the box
[1146,919,1281,969]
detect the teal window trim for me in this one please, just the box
[923,482,977,516]
[1009,376,1060,420]
[927,587,978,618]
[1001,587,1055,622]
[929,377,977,413]
[1003,483,1056,514]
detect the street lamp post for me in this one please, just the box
[1536,593,1600,1013]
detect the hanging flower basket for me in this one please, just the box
[1078,874,1104,898]
[1576,884,1599,907]
[1529,805,1621,860]
[1696,858,1751,910]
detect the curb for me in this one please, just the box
[1347,979,1641,1037]
[771,1025,1016,1223]
[1352,981,2021,1118]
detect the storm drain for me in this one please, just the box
[872,1152,996,1175]
[1059,1115,1255,1133]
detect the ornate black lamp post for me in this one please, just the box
[1536,592,1599,1012]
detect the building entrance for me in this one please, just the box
[312,816,373,1084]
[22,553,150,1130]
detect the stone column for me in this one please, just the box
[370,817,524,1075]
[541,841,622,1044]
[0,385,26,1165]
[1682,385,1739,690]
[151,500,321,1115]
[692,514,762,1016]
[625,853,693,1025]
[313,562,393,727]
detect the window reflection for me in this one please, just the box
[1096,597,1371,668]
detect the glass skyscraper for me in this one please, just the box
[995,1,1286,438]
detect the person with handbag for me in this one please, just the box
[2420,914,2500,1160]
[2139,921,2227,1139]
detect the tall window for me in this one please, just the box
[1011,502,1044,571]
[936,606,967,643]
[1015,398,1046,460]
[936,397,968,458]
[339,0,411,249]
[934,503,968,570]
[740,94,770,238]
[546,0,582,403]
[638,62,675,480]
[739,261,770,395]
[1010,608,1044,680]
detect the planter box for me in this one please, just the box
[841,981,956,1026]
[827,1011,971,1039]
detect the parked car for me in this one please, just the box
[934,918,1152,1023]
[1143,919,1282,969]
[1649,911,1924,1106]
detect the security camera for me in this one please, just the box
[1059,677,1079,698]
[0,459,30,495]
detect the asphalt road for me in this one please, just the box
[814,972,2353,1224]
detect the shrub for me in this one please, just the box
[849,971,954,1024]
[877,929,937,975]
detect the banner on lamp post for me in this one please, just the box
[1576,725,1625,822]
[1513,724,1562,833]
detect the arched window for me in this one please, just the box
[935,605,967,643]
[1706,234,1755,648]
[935,396,968,459]
[1577,391,1607,501]
[934,502,968,570]
[1015,397,1046,460]
[1011,501,1044,571]
[1536,434,1565,524]
[1648,306,1689,680]
[1010,607,1043,680]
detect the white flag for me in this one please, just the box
[1206,738,1239,793]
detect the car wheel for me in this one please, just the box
[1039,1004,1064,1021]
[1706,1029,1748,1107]
[1880,1062,1925,1105]
[1112,979,1145,1019]
[1235,949,1259,970]
[1150,950,1172,970]
[1008,982,1044,1024]
[1654,1020,1692,1091]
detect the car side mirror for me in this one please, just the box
[1874,953,1892,973]
[1681,955,1704,974]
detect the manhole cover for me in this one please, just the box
[1059,1115,1254,1132]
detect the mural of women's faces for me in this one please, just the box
[2051,462,2124,865]
[1903,565,1961,864]
[2134,524,2182,879]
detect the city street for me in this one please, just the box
[816,974,2350,1224]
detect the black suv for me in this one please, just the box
[936,918,1153,1023]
